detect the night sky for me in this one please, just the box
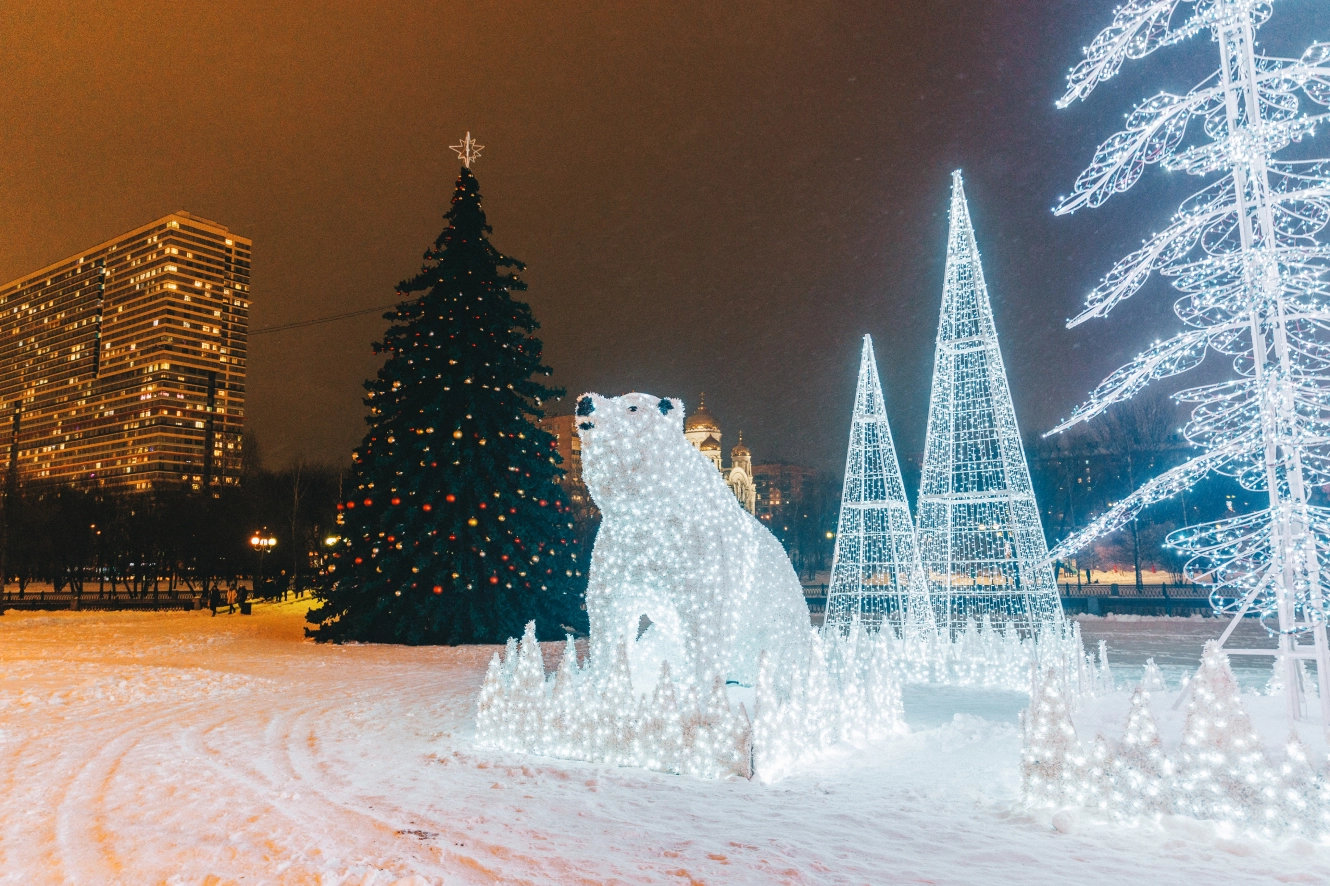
[3,1,1328,474]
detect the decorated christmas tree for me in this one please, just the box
[308,137,586,644]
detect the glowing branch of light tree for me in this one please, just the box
[1050,0,1330,737]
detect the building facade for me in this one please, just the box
[535,413,593,519]
[753,462,832,579]
[0,212,251,492]
[753,462,817,527]
[682,394,756,514]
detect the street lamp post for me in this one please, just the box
[249,531,277,604]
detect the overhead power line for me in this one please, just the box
[250,303,397,336]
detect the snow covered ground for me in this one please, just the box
[0,604,1326,885]
[1077,613,1282,693]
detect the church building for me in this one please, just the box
[683,394,756,514]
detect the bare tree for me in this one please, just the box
[1087,393,1182,588]
[288,462,309,595]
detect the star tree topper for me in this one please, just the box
[450,131,484,168]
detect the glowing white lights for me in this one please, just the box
[475,612,1104,779]
[473,390,1098,779]
[576,392,810,690]
[475,619,910,780]
[917,172,1064,636]
[1047,0,1330,732]
[1021,643,1329,838]
[476,392,861,779]
[827,328,1086,695]
[472,392,1104,778]
[824,335,936,640]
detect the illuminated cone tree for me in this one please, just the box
[1048,1,1330,730]
[825,335,936,639]
[917,172,1063,636]
[308,158,586,644]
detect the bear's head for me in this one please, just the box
[575,392,685,510]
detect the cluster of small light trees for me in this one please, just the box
[476,620,909,780]
[910,618,1108,695]
[477,624,754,778]
[1023,646,1329,837]
[475,608,1117,781]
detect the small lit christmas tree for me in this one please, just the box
[309,138,586,644]
[824,335,936,640]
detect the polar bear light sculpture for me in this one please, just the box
[575,391,811,689]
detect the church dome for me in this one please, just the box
[684,394,720,433]
[731,432,750,457]
[699,434,721,452]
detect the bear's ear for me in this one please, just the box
[658,397,683,424]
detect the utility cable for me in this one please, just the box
[250,303,397,336]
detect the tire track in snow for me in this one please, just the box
[51,699,204,884]
[269,672,559,883]
[170,681,456,880]
[272,678,521,880]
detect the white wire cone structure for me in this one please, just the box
[1048,1,1330,733]
[917,171,1064,637]
[824,335,937,639]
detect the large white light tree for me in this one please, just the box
[917,172,1064,637]
[1048,0,1330,729]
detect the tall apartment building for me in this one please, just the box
[0,212,250,492]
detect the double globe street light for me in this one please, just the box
[249,531,277,603]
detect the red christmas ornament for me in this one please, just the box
[423,503,433,512]
[354,557,363,565]
[433,585,444,595]
[489,576,499,585]
[445,494,456,503]
[363,498,373,507]
[391,497,401,506]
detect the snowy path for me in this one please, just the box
[0,604,1326,884]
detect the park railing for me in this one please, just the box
[1057,582,1207,598]
[799,581,1221,618]
[0,588,200,612]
